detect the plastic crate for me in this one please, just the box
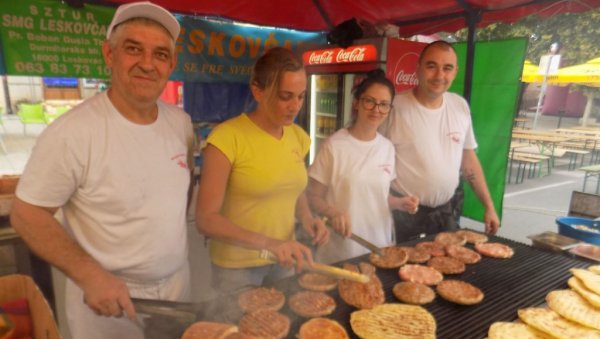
[556,216,600,245]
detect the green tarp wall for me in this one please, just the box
[451,38,528,223]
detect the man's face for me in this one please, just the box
[416,46,458,99]
[102,22,175,105]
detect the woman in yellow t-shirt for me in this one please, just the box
[195,47,329,293]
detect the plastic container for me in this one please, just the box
[527,231,580,252]
[556,216,600,245]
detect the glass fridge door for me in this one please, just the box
[308,74,339,164]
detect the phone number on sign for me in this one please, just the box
[13,62,110,77]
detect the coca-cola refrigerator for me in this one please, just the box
[299,38,426,163]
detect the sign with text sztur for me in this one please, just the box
[0,0,114,78]
[175,16,325,83]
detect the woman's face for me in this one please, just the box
[352,83,392,128]
[255,70,307,127]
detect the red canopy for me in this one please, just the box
[96,0,600,34]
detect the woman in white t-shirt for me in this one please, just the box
[307,69,419,264]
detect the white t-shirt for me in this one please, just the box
[381,90,477,207]
[16,92,194,281]
[309,128,396,264]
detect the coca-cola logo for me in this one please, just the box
[307,51,333,64]
[392,52,420,91]
[336,47,366,63]
[395,70,418,86]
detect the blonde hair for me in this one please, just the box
[251,47,304,105]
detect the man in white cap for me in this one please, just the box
[11,2,193,338]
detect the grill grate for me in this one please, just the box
[145,232,592,339]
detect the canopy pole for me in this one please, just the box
[457,0,481,103]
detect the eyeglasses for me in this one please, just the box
[359,97,392,114]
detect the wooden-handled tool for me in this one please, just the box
[259,250,370,283]
[324,218,385,256]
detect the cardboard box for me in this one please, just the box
[0,274,60,339]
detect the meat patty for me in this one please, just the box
[399,264,444,286]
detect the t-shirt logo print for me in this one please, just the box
[379,164,393,175]
[171,153,189,169]
[447,132,461,144]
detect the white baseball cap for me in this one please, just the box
[106,1,180,41]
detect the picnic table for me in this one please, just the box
[579,164,600,194]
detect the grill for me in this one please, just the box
[144,232,592,339]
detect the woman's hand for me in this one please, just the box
[301,216,329,246]
[267,240,314,273]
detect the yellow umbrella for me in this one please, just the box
[522,60,543,83]
[547,57,600,85]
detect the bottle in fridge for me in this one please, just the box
[300,38,426,164]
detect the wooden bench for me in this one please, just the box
[579,164,600,194]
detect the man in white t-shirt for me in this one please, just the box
[380,40,500,242]
[10,2,194,338]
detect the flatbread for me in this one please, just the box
[589,265,600,274]
[288,291,336,318]
[427,256,466,274]
[398,264,443,286]
[547,289,600,330]
[238,309,290,339]
[399,246,431,264]
[369,246,408,268]
[238,287,285,312]
[569,276,600,308]
[488,322,553,339]
[415,241,446,257]
[518,307,600,339]
[350,303,436,339]
[456,230,489,244]
[571,268,600,295]
[181,321,238,339]
[436,279,484,305]
[298,272,338,292]
[338,262,384,309]
[392,282,435,305]
[298,318,349,339]
[434,232,467,246]
[474,242,514,259]
[446,244,481,264]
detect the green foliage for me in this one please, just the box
[455,9,600,94]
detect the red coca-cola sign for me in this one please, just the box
[303,44,377,65]
[386,39,426,92]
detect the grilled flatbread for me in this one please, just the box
[298,318,348,339]
[298,272,338,292]
[288,291,336,318]
[238,287,285,312]
[399,246,431,264]
[392,282,435,305]
[436,279,484,305]
[369,246,408,269]
[338,262,384,309]
[589,265,600,274]
[568,277,600,308]
[456,230,488,244]
[350,303,436,339]
[434,232,467,246]
[547,289,600,330]
[518,307,600,339]
[488,322,553,339]
[181,321,238,339]
[238,309,290,339]
[571,268,600,296]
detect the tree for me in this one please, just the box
[456,9,599,97]
[455,9,600,66]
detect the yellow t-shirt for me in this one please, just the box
[207,113,310,268]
